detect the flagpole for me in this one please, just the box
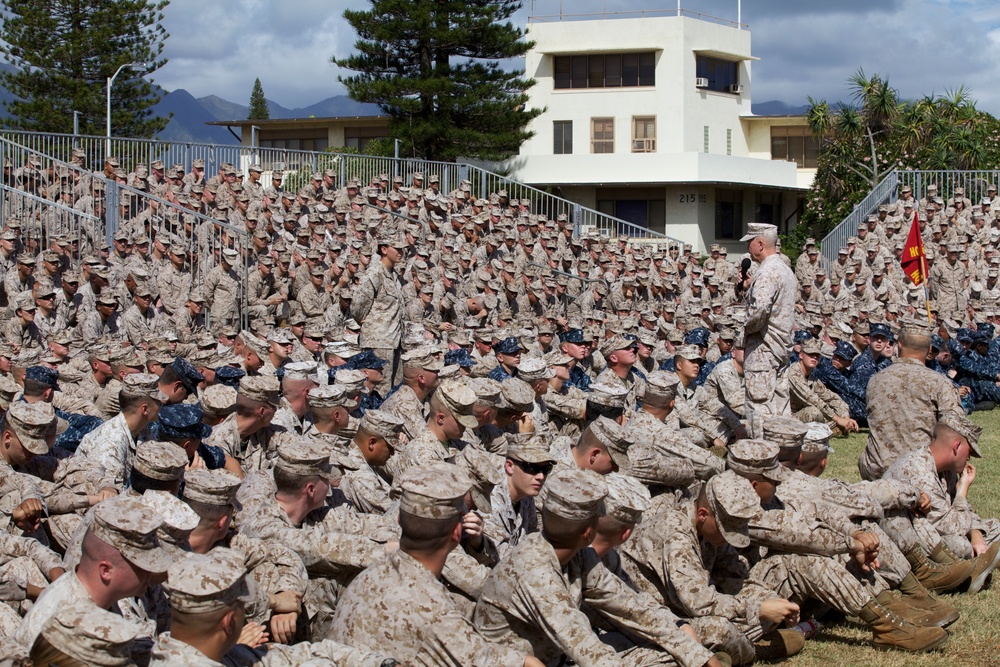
[920,251,932,324]
[914,210,932,324]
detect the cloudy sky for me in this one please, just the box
[154,0,1000,114]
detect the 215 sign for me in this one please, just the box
[678,194,707,203]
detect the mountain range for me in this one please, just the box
[152,90,382,144]
[0,62,382,145]
[0,62,810,145]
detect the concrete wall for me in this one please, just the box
[522,16,753,161]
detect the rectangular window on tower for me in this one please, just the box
[632,117,656,153]
[591,118,614,154]
[695,55,739,93]
[553,52,656,89]
[553,120,573,155]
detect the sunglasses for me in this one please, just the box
[511,458,553,476]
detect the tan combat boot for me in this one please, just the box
[858,598,949,652]
[928,541,1000,593]
[967,542,1000,593]
[753,628,806,661]
[929,542,958,564]
[905,545,974,592]
[896,572,960,627]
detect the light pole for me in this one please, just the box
[106,62,148,158]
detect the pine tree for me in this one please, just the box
[334,0,542,162]
[248,78,270,120]
[0,0,170,138]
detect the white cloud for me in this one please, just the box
[155,0,357,107]
[150,0,1000,115]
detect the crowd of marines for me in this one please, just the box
[0,150,994,665]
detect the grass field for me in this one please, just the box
[784,409,1000,666]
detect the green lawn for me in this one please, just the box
[785,409,1000,666]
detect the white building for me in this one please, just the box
[508,10,818,252]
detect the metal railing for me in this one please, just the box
[819,171,898,266]
[0,134,251,330]
[528,7,748,29]
[895,170,1000,208]
[821,169,1000,265]
[0,130,678,244]
[0,183,101,265]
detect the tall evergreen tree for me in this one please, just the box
[334,0,542,162]
[0,0,170,137]
[248,77,270,120]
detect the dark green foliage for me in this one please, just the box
[248,77,269,120]
[334,0,542,162]
[796,70,1000,248]
[0,0,171,137]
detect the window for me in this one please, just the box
[632,117,655,152]
[755,192,781,226]
[259,130,331,169]
[344,126,387,153]
[553,121,573,155]
[703,126,710,154]
[695,56,739,93]
[726,129,733,156]
[770,126,821,168]
[591,118,614,154]
[596,197,666,234]
[715,189,743,239]
[553,52,655,89]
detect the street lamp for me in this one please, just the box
[106,62,148,158]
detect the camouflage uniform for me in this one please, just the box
[783,360,850,427]
[474,532,716,667]
[695,358,745,442]
[743,251,796,437]
[624,409,725,482]
[332,549,523,667]
[351,259,404,392]
[884,447,1000,559]
[235,469,396,635]
[860,358,963,481]
[622,498,777,665]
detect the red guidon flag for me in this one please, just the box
[901,209,927,286]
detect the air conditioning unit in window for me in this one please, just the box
[695,77,709,88]
[632,139,656,153]
[729,84,743,94]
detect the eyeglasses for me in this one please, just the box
[510,458,553,476]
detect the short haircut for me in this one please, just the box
[235,394,264,418]
[798,449,828,471]
[184,498,234,530]
[427,393,448,417]
[273,465,317,495]
[119,391,151,413]
[932,420,962,444]
[21,377,50,398]
[695,484,710,510]
[898,332,931,353]
[169,604,231,632]
[572,427,602,452]
[398,510,461,553]
[541,507,598,549]
[158,365,181,387]
[596,514,633,535]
